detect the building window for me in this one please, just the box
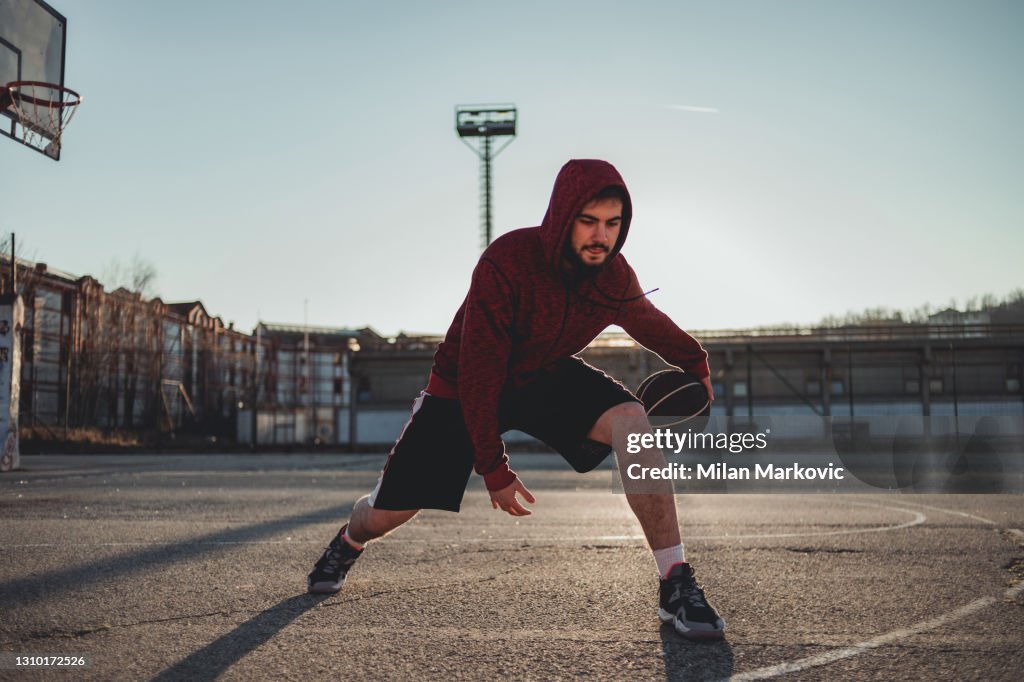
[928,379,943,394]
[733,381,747,398]
[805,380,821,395]
[830,380,844,396]
[905,380,919,394]
[1008,378,1021,393]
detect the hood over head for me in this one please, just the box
[539,159,633,275]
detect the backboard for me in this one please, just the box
[0,0,69,159]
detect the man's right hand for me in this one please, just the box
[489,478,536,516]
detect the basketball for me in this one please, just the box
[636,369,711,426]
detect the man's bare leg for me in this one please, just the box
[346,495,419,545]
[588,400,725,639]
[587,401,680,550]
[307,495,418,593]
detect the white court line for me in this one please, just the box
[726,501,1024,681]
[688,506,926,540]
[724,497,1022,681]
[511,498,927,543]
[0,502,926,548]
[345,507,925,545]
[6,499,1016,679]
[883,500,998,525]
[727,571,1024,681]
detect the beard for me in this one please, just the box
[561,240,608,278]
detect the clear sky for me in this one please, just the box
[3,0,1022,335]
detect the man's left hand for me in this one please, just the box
[489,478,536,516]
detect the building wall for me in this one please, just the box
[4,257,1021,447]
[3,261,255,437]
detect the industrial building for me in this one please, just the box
[3,255,1022,448]
[2,259,257,440]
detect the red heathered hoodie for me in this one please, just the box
[427,159,710,491]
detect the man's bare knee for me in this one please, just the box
[588,400,648,444]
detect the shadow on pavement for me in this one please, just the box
[659,624,734,680]
[0,504,353,609]
[151,593,329,682]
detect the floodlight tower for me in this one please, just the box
[455,104,517,248]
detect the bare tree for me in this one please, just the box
[102,254,159,299]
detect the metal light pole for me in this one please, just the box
[455,105,517,248]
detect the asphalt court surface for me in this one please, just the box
[1,453,1022,680]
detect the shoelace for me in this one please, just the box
[319,542,359,574]
[682,584,708,609]
[318,546,341,573]
[669,572,709,609]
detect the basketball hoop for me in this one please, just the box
[2,80,82,159]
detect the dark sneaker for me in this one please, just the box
[307,526,363,594]
[658,562,726,640]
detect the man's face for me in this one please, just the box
[568,198,623,268]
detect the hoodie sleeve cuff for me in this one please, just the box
[483,463,518,491]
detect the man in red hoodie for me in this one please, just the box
[308,159,725,640]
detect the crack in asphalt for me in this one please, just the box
[4,608,243,643]
[9,624,112,641]
[399,543,632,565]
[324,566,521,609]
[396,545,537,565]
[2,566,524,644]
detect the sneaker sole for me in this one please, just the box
[307,578,345,594]
[674,619,726,641]
[662,608,726,639]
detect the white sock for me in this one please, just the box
[341,526,365,551]
[653,544,685,578]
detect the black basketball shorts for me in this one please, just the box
[369,357,640,512]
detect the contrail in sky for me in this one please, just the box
[667,104,719,113]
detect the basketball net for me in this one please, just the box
[2,81,82,159]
